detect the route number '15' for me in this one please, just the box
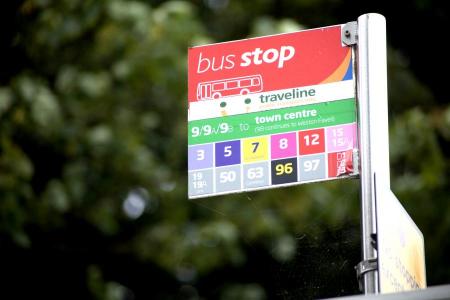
[275,162,293,175]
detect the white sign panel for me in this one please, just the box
[377,189,427,293]
[187,25,359,199]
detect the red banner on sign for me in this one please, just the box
[188,26,350,104]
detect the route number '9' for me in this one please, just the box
[275,162,293,175]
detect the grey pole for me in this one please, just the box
[355,13,390,294]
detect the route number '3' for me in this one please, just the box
[197,149,205,160]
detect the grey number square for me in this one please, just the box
[189,169,213,197]
[298,154,326,182]
[215,165,241,193]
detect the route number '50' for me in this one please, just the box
[220,171,236,183]
[275,162,293,175]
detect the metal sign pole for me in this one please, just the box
[354,13,390,294]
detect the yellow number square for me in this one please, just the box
[243,136,269,163]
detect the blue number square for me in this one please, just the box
[215,140,241,167]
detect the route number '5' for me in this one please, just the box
[224,146,232,157]
[275,162,293,175]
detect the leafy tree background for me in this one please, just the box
[1,0,450,299]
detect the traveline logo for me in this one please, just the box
[197,46,295,74]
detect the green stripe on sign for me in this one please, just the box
[188,98,356,145]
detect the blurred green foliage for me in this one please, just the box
[1,0,450,299]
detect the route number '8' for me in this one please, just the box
[279,138,288,149]
[275,162,293,175]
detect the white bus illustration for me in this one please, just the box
[197,75,263,101]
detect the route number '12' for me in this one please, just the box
[303,134,319,146]
[299,129,325,155]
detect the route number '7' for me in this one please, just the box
[251,142,259,153]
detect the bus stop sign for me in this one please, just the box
[188,25,358,199]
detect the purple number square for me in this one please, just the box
[215,140,241,167]
[188,144,213,170]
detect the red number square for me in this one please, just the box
[298,128,325,155]
[327,150,354,178]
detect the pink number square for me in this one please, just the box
[271,132,297,159]
[326,123,357,152]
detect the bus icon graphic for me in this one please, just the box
[197,75,263,101]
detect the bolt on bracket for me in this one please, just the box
[342,21,358,45]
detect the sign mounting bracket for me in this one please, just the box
[342,21,358,46]
[355,258,378,292]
